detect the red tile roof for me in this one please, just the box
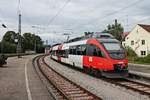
[138,24,150,33]
[122,32,129,37]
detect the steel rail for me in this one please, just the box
[36,55,102,100]
[103,78,150,97]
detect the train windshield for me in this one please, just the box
[102,42,125,59]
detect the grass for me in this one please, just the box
[125,47,150,65]
[127,55,150,64]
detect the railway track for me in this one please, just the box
[104,78,150,97]
[35,55,102,100]
[50,58,150,98]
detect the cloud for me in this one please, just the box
[0,0,150,44]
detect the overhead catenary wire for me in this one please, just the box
[47,0,71,26]
[72,0,144,31]
[128,16,150,26]
[18,0,21,14]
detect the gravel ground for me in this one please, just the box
[44,56,149,100]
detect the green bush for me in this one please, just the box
[125,47,137,57]
[124,47,150,64]
[0,41,16,53]
[0,54,8,66]
[134,54,150,64]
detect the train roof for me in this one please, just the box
[66,32,117,43]
[51,33,120,49]
[98,38,119,43]
[52,43,61,47]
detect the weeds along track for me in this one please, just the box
[36,56,102,100]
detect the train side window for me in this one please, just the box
[72,46,76,55]
[65,49,69,58]
[58,50,62,56]
[96,47,106,58]
[81,45,86,55]
[51,51,54,55]
[56,50,58,56]
[55,50,57,56]
[87,44,105,57]
[87,44,95,56]
[62,50,65,57]
[53,51,55,55]
[69,47,72,54]
[76,45,82,55]
[69,46,76,55]
[93,48,97,56]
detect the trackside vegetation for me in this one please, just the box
[0,31,45,66]
[0,54,7,66]
[126,47,150,64]
[0,31,45,53]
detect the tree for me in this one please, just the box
[84,32,94,36]
[1,31,17,53]
[23,33,44,53]
[3,31,17,43]
[1,31,44,53]
[0,42,16,53]
[102,19,124,41]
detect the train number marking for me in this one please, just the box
[89,57,93,62]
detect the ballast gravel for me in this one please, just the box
[44,56,149,100]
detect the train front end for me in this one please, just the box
[100,41,128,78]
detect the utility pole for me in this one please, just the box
[17,0,22,58]
[34,40,36,53]
[17,13,22,58]
[46,40,48,47]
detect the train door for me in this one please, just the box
[69,45,85,69]
[83,44,107,70]
[74,45,83,68]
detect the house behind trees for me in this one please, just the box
[123,24,150,57]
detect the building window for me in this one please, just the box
[131,41,134,45]
[141,40,145,45]
[141,51,146,56]
[137,29,138,33]
[123,43,126,47]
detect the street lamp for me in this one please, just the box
[2,24,7,28]
[17,13,22,58]
[32,25,39,53]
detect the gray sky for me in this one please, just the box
[0,0,150,44]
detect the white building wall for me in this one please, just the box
[124,25,150,57]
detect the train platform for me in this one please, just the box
[128,63,150,79]
[0,55,52,100]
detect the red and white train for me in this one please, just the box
[50,33,128,78]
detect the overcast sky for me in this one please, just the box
[0,0,150,44]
